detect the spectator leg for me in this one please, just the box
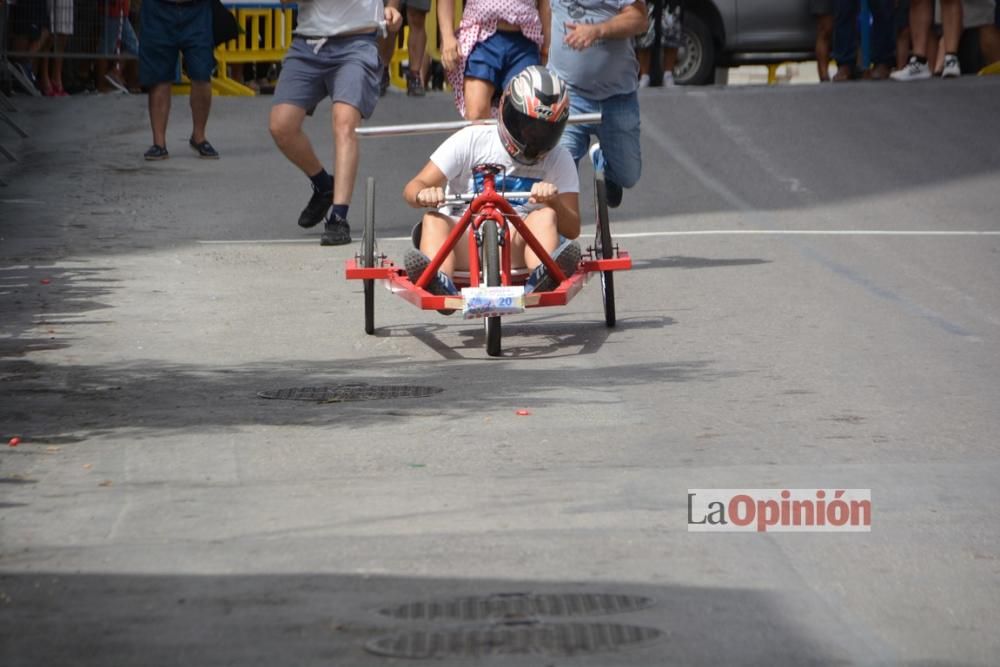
[148,82,171,147]
[331,102,361,207]
[189,80,212,144]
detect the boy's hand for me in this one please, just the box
[529,182,558,204]
[416,186,446,207]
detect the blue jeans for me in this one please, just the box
[834,0,894,68]
[559,89,641,189]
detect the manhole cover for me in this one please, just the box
[365,621,662,658]
[257,384,443,402]
[378,592,654,621]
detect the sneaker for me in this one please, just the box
[890,56,931,82]
[524,240,582,293]
[298,183,333,229]
[588,142,603,170]
[189,138,219,159]
[638,73,650,88]
[941,54,961,78]
[144,144,169,161]
[404,249,458,314]
[588,143,623,208]
[320,214,351,246]
[406,71,425,97]
[379,66,390,96]
[662,72,675,87]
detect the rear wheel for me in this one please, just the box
[362,177,376,335]
[594,170,616,328]
[482,219,502,357]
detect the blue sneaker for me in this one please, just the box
[405,249,459,314]
[525,240,582,293]
[589,143,623,208]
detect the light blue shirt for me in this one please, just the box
[547,0,640,101]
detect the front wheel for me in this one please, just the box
[362,177,376,335]
[482,219,502,357]
[594,170,616,328]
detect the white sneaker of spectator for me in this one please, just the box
[638,73,650,88]
[940,54,961,78]
[663,72,675,86]
[890,56,932,81]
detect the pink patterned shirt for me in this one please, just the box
[447,0,544,117]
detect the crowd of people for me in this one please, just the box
[3,0,999,264]
[811,0,1000,81]
[4,0,144,94]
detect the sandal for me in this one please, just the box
[189,138,219,159]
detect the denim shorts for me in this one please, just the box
[464,30,540,96]
[559,89,641,190]
[273,35,381,118]
[139,0,214,85]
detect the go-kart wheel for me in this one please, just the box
[594,170,616,328]
[362,177,376,335]
[482,219,502,357]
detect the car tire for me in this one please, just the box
[675,12,715,86]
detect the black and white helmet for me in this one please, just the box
[497,66,571,164]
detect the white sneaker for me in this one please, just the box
[638,74,650,88]
[890,56,932,82]
[588,142,602,169]
[662,72,675,87]
[941,54,961,78]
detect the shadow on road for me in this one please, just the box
[0,571,858,666]
[0,350,738,442]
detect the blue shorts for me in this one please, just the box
[273,35,381,118]
[102,17,139,56]
[139,0,214,85]
[464,30,540,97]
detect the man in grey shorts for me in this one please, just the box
[269,0,402,246]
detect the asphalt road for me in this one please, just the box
[1,77,999,666]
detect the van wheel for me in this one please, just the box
[675,12,715,86]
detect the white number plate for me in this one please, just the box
[461,286,525,319]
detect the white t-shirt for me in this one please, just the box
[430,125,579,216]
[295,0,384,38]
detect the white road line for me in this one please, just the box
[197,230,1000,245]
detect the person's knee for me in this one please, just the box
[422,212,450,236]
[332,119,358,148]
[608,159,641,189]
[269,111,297,146]
[407,8,427,29]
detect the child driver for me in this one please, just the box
[402,65,582,299]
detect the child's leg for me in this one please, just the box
[463,78,495,120]
[512,208,558,272]
[419,211,467,277]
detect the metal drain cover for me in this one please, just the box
[365,621,662,658]
[257,384,443,402]
[378,592,655,621]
